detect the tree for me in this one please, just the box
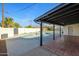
[4,17,14,27]
[0,17,22,28]
[45,26,53,31]
[14,22,22,28]
[2,17,14,28]
[25,25,33,28]
[0,22,1,27]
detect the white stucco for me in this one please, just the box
[18,28,40,34]
[63,24,79,36]
[0,28,40,39]
[0,28,14,39]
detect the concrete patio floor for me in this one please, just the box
[21,47,57,56]
[43,36,79,56]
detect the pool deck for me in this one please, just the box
[21,46,57,56]
[0,39,57,56]
[5,33,53,56]
[0,33,60,56]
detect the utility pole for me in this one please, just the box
[2,3,4,28]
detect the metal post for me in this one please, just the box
[60,26,61,37]
[40,21,43,46]
[53,24,55,40]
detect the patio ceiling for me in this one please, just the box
[34,3,79,26]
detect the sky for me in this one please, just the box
[0,3,60,27]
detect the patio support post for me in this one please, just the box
[40,21,43,46]
[60,26,61,37]
[53,24,55,40]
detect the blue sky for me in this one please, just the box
[0,3,60,27]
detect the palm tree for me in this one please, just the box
[4,17,14,27]
[0,22,2,27]
[1,17,21,28]
[14,22,22,28]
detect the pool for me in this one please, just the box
[21,31,53,38]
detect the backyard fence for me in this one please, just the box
[0,28,40,39]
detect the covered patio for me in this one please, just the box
[34,3,79,56]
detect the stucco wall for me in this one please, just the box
[63,24,79,36]
[0,28,40,39]
[0,28,14,39]
[18,28,40,34]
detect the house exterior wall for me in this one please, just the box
[63,24,79,36]
[63,24,79,44]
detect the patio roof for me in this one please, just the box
[34,3,79,26]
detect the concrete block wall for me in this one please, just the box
[0,28,40,39]
[0,28,14,39]
[18,28,40,34]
